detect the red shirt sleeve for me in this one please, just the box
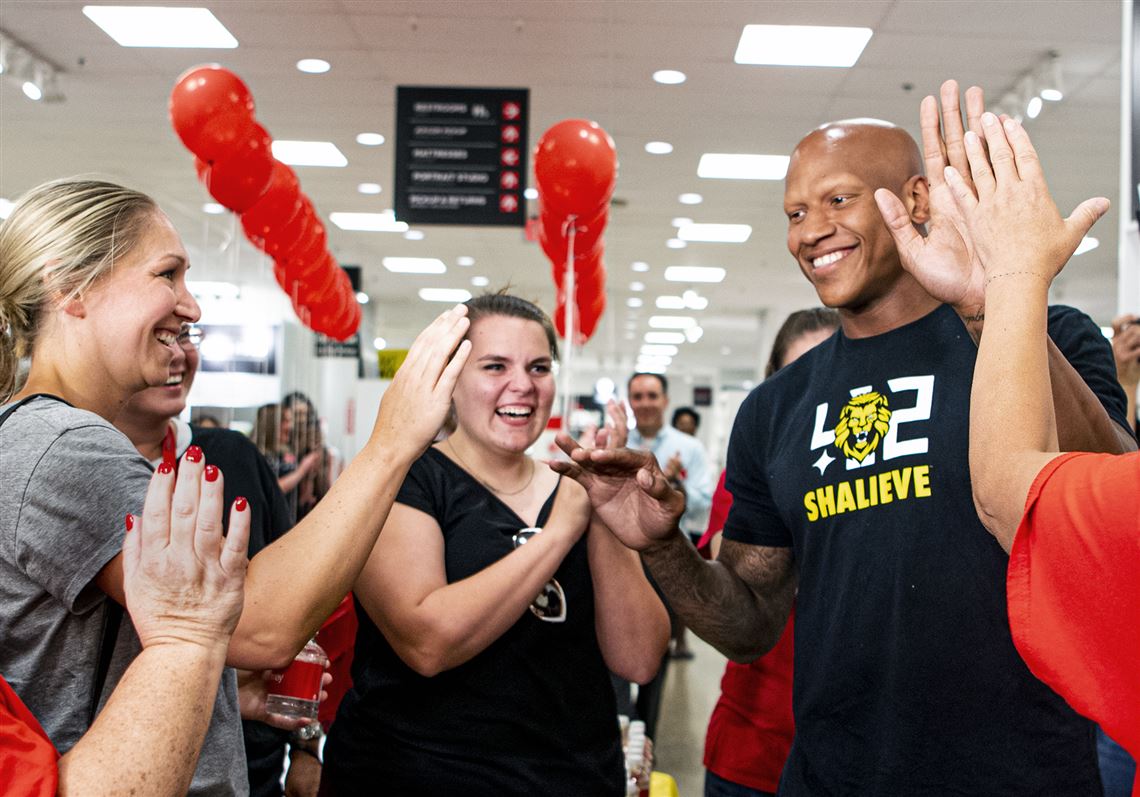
[696,470,732,558]
[1006,451,1140,769]
[0,676,59,797]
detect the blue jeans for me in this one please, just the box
[704,769,775,797]
[1098,726,1137,797]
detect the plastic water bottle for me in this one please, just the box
[265,638,328,725]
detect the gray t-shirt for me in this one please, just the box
[0,397,247,796]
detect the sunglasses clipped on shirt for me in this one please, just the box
[512,527,567,623]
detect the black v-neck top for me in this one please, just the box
[324,447,624,795]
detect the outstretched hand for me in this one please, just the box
[940,112,1108,285]
[547,433,685,551]
[373,304,471,453]
[124,450,250,652]
[874,80,987,321]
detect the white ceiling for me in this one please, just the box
[0,0,1126,387]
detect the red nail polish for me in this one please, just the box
[234,496,248,512]
[125,514,134,532]
[157,462,174,475]
[185,445,203,463]
[204,464,219,483]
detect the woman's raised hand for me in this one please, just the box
[123,448,250,652]
[373,304,472,454]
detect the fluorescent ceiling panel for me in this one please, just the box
[664,266,726,283]
[419,288,472,303]
[645,332,686,345]
[677,223,752,243]
[330,212,408,233]
[734,24,872,68]
[649,316,697,329]
[271,140,348,167]
[698,153,789,180]
[82,6,238,48]
[383,257,446,274]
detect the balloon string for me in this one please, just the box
[561,218,576,429]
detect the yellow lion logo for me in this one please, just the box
[834,392,892,463]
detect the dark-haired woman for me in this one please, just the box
[323,293,670,796]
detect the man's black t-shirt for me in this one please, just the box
[724,304,1127,796]
[323,447,625,796]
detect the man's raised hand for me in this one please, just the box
[547,433,685,551]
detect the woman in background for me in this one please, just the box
[696,308,839,797]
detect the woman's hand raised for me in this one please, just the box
[372,304,472,456]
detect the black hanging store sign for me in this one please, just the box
[394,86,529,227]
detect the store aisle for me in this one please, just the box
[653,636,728,796]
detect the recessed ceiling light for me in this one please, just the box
[636,361,669,374]
[645,141,674,155]
[698,153,789,180]
[641,343,679,356]
[682,289,709,309]
[271,140,348,167]
[627,297,644,308]
[625,331,636,340]
[734,24,873,68]
[0,198,14,220]
[382,257,446,274]
[471,275,490,287]
[373,337,387,350]
[625,321,639,330]
[649,316,697,329]
[82,6,238,48]
[645,332,685,345]
[666,238,687,249]
[456,256,475,267]
[356,132,385,146]
[296,58,330,74]
[678,223,752,243]
[404,230,425,241]
[355,291,370,304]
[720,346,732,356]
[330,211,408,232]
[22,82,42,101]
[524,188,538,200]
[1040,88,1063,102]
[684,326,704,343]
[653,69,687,85]
[202,202,225,215]
[357,182,382,195]
[1026,95,1043,119]
[1074,237,1099,256]
[671,217,693,228]
[420,288,472,303]
[631,261,650,272]
[656,296,686,310]
[630,281,645,292]
[664,266,726,283]
[678,193,703,205]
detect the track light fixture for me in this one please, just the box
[992,51,1063,124]
[0,29,65,103]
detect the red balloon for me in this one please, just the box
[262,197,315,259]
[296,254,340,306]
[576,255,606,298]
[199,124,274,213]
[241,161,302,247]
[550,244,604,291]
[534,119,617,219]
[578,290,605,340]
[539,205,605,266]
[169,65,257,162]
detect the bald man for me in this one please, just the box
[553,82,1133,796]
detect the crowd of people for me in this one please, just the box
[1,77,1137,797]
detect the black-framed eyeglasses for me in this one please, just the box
[512,527,567,623]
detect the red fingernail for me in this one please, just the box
[157,462,174,475]
[234,496,248,512]
[185,445,203,463]
[125,514,134,532]
[204,464,219,483]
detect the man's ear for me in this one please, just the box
[903,175,931,225]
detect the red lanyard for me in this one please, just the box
[161,423,179,471]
